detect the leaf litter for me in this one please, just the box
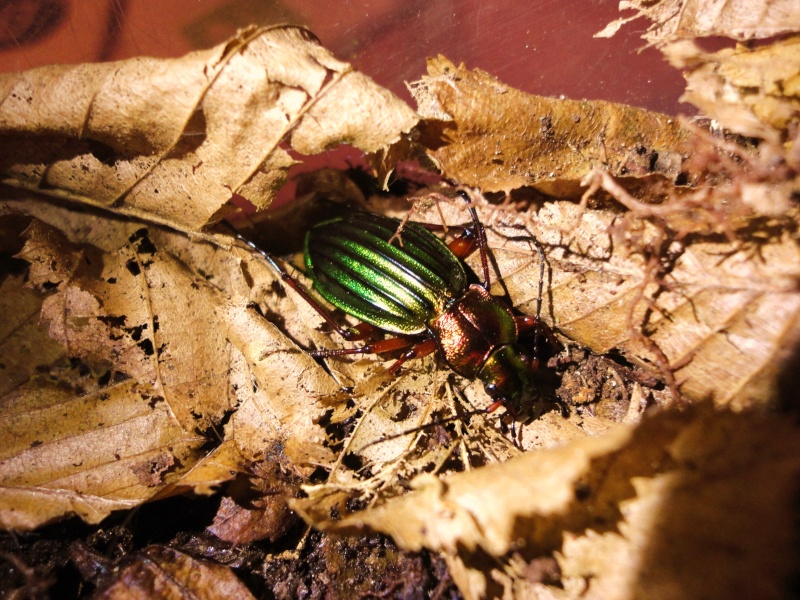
[0,6,799,599]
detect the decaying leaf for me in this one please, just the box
[0,25,417,231]
[0,267,66,398]
[0,198,340,529]
[663,36,800,143]
[509,201,800,409]
[596,0,800,42]
[408,56,693,197]
[92,545,255,599]
[207,459,299,544]
[300,407,800,600]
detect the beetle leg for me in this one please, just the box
[512,237,552,371]
[446,227,480,259]
[515,315,559,371]
[387,337,439,374]
[392,190,490,285]
[312,336,439,375]
[311,335,417,359]
[344,322,385,342]
[486,399,520,446]
[516,316,559,347]
[515,315,539,332]
[485,400,505,413]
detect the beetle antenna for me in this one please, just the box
[218,220,288,275]
[357,408,487,452]
[533,239,546,365]
[217,220,366,340]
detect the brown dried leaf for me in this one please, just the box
[0,25,417,231]
[297,420,636,555]
[663,36,800,143]
[597,0,800,43]
[512,202,800,409]
[0,270,66,398]
[409,57,692,197]
[304,407,800,600]
[0,199,340,529]
[21,220,234,428]
[0,377,197,529]
[207,461,299,544]
[558,409,800,600]
[93,545,255,600]
[208,495,294,545]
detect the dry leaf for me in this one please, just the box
[300,407,800,600]
[408,57,692,197]
[597,0,800,43]
[207,460,299,544]
[663,36,800,143]
[0,25,417,231]
[0,269,66,398]
[518,202,800,409]
[557,409,800,600]
[92,545,255,599]
[0,199,340,529]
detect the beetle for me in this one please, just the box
[236,191,554,417]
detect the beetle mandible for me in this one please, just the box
[236,191,553,417]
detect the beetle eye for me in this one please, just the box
[484,382,498,396]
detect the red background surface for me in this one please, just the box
[0,0,688,115]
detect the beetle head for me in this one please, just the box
[477,345,532,415]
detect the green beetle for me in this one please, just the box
[252,193,552,416]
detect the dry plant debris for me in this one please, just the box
[301,407,799,600]
[0,4,799,599]
[89,545,256,599]
[0,25,417,232]
[410,56,692,198]
[0,24,417,530]
[597,0,800,42]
